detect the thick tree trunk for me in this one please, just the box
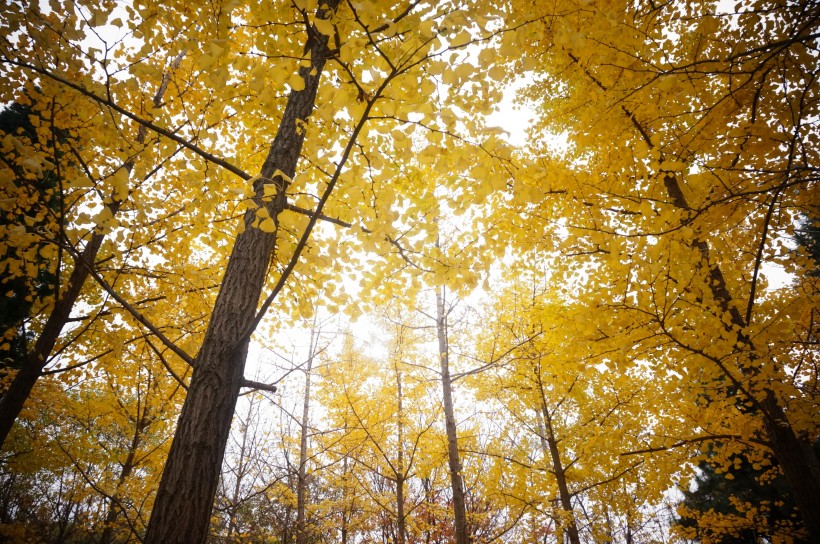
[436,288,469,544]
[758,392,820,541]
[143,6,340,543]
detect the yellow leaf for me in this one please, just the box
[313,17,334,37]
[288,73,305,91]
[89,11,107,27]
[487,65,506,81]
[93,206,113,227]
[111,168,130,201]
[478,47,495,68]
[659,160,686,172]
[451,30,472,48]
[380,99,396,116]
[263,183,278,198]
[259,217,276,233]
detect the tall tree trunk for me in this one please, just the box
[536,398,580,544]
[296,325,318,544]
[0,53,183,449]
[436,288,469,544]
[0,238,104,446]
[395,367,406,544]
[99,413,151,544]
[662,172,820,541]
[143,5,340,543]
[225,398,256,543]
[340,433,352,544]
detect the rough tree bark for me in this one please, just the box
[143,4,340,543]
[436,288,469,544]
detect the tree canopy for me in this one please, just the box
[0,0,817,543]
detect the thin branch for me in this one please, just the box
[621,434,770,456]
[242,60,401,342]
[146,338,189,390]
[66,244,194,365]
[1,58,252,181]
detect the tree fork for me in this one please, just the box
[535,373,580,544]
[143,3,341,543]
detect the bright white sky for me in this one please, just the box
[487,79,535,147]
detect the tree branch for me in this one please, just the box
[1,58,252,181]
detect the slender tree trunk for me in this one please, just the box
[396,473,406,544]
[143,5,340,543]
[436,288,469,544]
[624,514,633,544]
[296,326,318,544]
[225,399,256,543]
[395,367,406,544]
[536,402,580,544]
[0,54,183,449]
[340,451,350,544]
[99,414,150,544]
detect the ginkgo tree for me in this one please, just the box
[501,0,820,539]
[2,0,523,542]
[0,331,185,544]
[470,259,693,543]
[315,325,445,544]
[1,0,816,542]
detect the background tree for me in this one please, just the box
[0,102,59,375]
[500,0,820,537]
[0,0,816,542]
[0,334,184,543]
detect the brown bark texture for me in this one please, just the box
[143,5,340,543]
